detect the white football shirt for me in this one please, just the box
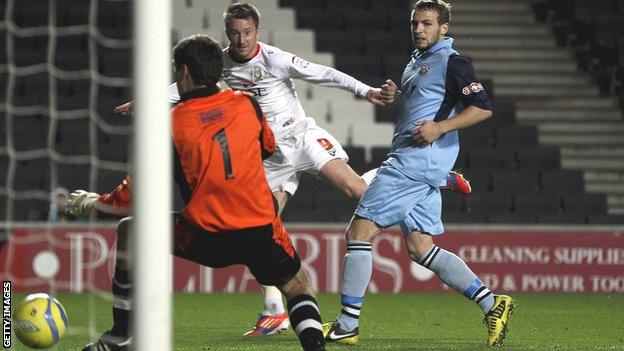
[170,42,372,139]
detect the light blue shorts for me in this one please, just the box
[354,164,444,236]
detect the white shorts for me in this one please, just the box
[263,118,348,195]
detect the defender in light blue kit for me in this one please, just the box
[323,0,516,347]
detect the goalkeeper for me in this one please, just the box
[69,34,326,351]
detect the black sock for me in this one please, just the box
[110,266,131,337]
[287,294,325,351]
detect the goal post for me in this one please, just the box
[132,0,172,350]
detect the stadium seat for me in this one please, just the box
[562,193,609,215]
[517,146,561,171]
[465,192,512,216]
[0,73,5,104]
[97,1,132,39]
[370,147,389,169]
[0,112,5,148]
[343,146,367,174]
[55,34,90,71]
[315,30,366,54]
[540,170,585,194]
[98,46,132,78]
[344,12,388,31]
[383,55,411,82]
[13,0,48,28]
[495,126,539,148]
[335,54,384,78]
[13,114,49,152]
[57,79,91,110]
[55,118,91,156]
[14,158,50,192]
[489,102,516,126]
[97,130,130,163]
[298,10,346,31]
[0,194,6,221]
[364,31,413,55]
[374,103,399,123]
[443,210,487,223]
[460,124,496,148]
[0,155,8,185]
[97,84,132,126]
[586,213,624,224]
[538,213,587,224]
[0,30,6,65]
[467,147,517,171]
[12,198,49,221]
[13,73,49,107]
[14,34,47,67]
[515,193,562,216]
[460,169,491,192]
[487,212,537,224]
[453,149,469,170]
[56,162,91,191]
[96,168,129,194]
[491,169,540,193]
[56,0,91,27]
[442,192,465,212]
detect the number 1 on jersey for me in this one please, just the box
[212,128,234,179]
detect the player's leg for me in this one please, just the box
[319,158,367,200]
[244,161,298,336]
[324,164,417,344]
[82,217,133,351]
[279,268,325,351]
[249,217,325,351]
[322,217,380,345]
[403,227,514,346]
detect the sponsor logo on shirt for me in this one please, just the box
[462,82,484,95]
[317,138,336,156]
[292,56,310,68]
[223,70,231,78]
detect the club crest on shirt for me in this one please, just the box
[317,138,336,156]
[418,64,430,75]
[252,66,263,82]
[462,82,484,95]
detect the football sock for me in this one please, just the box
[337,240,372,332]
[287,294,325,351]
[110,266,131,337]
[262,285,285,315]
[418,245,495,314]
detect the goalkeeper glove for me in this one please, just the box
[65,190,99,217]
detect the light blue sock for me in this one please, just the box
[336,240,372,332]
[419,245,495,313]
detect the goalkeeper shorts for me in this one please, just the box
[172,214,301,287]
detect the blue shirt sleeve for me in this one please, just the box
[447,55,492,111]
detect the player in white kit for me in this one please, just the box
[116,2,471,336]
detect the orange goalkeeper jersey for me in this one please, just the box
[172,86,277,233]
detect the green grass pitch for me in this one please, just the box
[11,292,624,350]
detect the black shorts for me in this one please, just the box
[172,214,301,287]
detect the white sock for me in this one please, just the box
[262,285,285,315]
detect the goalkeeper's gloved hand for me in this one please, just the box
[65,190,99,217]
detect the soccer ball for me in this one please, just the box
[13,293,68,349]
